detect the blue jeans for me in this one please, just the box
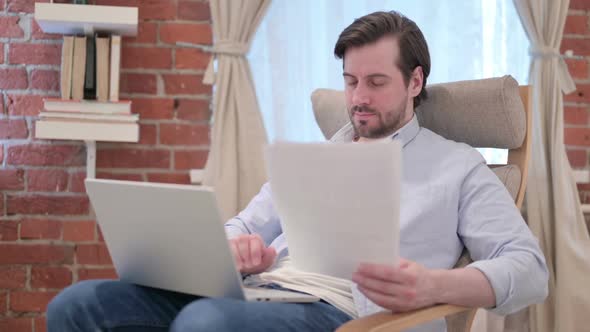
[47,279,352,331]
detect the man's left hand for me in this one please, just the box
[352,258,437,312]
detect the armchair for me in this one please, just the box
[310,76,532,332]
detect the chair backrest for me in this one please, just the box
[310,75,532,209]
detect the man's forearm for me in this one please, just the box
[430,267,496,308]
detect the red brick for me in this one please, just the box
[131,98,174,119]
[174,150,208,170]
[35,317,47,332]
[567,149,588,168]
[77,268,118,281]
[97,148,170,168]
[175,48,210,70]
[69,171,86,193]
[147,172,190,184]
[121,46,172,69]
[160,23,212,45]
[7,195,89,215]
[565,15,589,35]
[0,146,3,164]
[0,266,26,289]
[0,194,3,216]
[9,43,61,65]
[566,58,589,79]
[176,99,210,121]
[0,0,4,11]
[120,73,157,94]
[6,94,44,116]
[0,119,28,139]
[30,69,60,91]
[561,38,590,56]
[0,43,4,63]
[98,226,105,242]
[0,318,32,332]
[96,172,143,181]
[76,244,113,265]
[0,16,24,38]
[10,291,58,312]
[0,292,6,315]
[0,169,25,190]
[163,74,211,95]
[31,266,72,289]
[7,0,36,13]
[564,83,590,103]
[139,0,176,20]
[161,123,209,145]
[565,127,590,146]
[27,169,68,192]
[20,219,62,240]
[571,0,590,10]
[178,1,210,21]
[63,221,95,242]
[139,124,157,145]
[0,68,27,89]
[7,144,85,166]
[0,244,73,264]
[0,220,18,241]
[31,20,61,40]
[124,22,157,44]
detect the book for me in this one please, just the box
[109,35,121,102]
[35,119,139,142]
[39,111,138,123]
[43,98,132,115]
[84,36,96,100]
[95,36,110,102]
[60,36,74,99]
[71,36,87,100]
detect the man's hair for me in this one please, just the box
[334,11,431,108]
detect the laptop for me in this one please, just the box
[85,178,320,303]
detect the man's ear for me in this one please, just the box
[409,66,424,98]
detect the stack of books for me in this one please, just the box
[36,34,139,142]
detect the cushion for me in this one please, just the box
[491,165,522,201]
[311,75,526,149]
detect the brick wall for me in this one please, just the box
[564,1,590,217]
[0,0,212,330]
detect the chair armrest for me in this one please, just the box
[336,304,474,332]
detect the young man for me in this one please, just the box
[47,11,548,332]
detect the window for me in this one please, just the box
[249,1,529,163]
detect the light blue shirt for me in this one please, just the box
[225,116,548,330]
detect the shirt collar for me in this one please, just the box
[330,114,421,148]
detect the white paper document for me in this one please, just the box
[265,141,401,279]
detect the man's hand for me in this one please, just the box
[352,258,437,312]
[229,234,277,274]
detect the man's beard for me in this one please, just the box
[349,98,408,139]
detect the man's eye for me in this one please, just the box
[371,80,386,87]
[346,81,357,87]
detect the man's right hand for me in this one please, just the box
[229,234,277,274]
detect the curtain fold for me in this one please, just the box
[202,0,271,222]
[512,1,590,331]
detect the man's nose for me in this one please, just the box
[352,84,370,106]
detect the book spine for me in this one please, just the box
[84,36,96,100]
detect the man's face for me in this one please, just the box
[343,36,422,139]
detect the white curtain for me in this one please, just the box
[203,0,271,222]
[513,1,590,332]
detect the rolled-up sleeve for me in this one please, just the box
[224,182,283,246]
[458,159,549,315]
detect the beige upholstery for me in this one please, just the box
[311,75,526,148]
[491,165,522,201]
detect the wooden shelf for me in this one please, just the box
[34,3,138,36]
[35,120,139,143]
